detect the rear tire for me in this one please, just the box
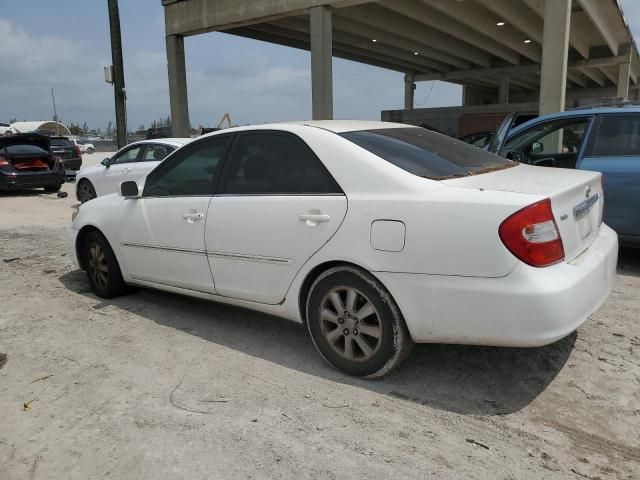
[83,231,127,299]
[44,184,62,193]
[77,179,97,203]
[306,266,413,378]
[86,147,94,154]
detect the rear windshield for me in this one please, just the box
[340,127,513,180]
[2,144,49,157]
[50,138,73,147]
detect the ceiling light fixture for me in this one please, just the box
[414,51,419,55]
[372,39,377,43]
[496,21,505,26]
[523,39,532,44]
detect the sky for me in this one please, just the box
[1,0,639,131]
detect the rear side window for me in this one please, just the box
[589,115,640,157]
[222,133,342,194]
[341,128,512,180]
[142,144,173,162]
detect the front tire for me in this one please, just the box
[306,266,413,378]
[77,179,97,203]
[83,231,127,299]
[86,147,94,154]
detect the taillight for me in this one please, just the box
[499,198,565,267]
[0,157,10,170]
[75,146,81,157]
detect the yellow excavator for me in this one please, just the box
[196,113,233,136]
[216,113,232,129]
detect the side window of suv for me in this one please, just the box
[588,115,640,157]
[222,133,342,195]
[143,136,230,197]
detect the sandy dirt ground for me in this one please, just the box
[1,153,639,479]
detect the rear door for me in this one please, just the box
[205,131,347,304]
[579,114,640,238]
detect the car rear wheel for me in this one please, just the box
[77,180,97,203]
[83,231,127,299]
[86,147,94,154]
[306,266,413,378]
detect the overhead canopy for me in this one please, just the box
[163,0,640,94]
[11,121,71,136]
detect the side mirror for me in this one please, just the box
[531,142,543,154]
[101,158,111,167]
[120,181,139,198]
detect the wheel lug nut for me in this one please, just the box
[353,329,358,335]
[338,318,344,324]
[343,328,349,336]
[354,318,359,324]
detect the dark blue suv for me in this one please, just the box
[490,106,640,246]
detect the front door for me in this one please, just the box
[205,131,347,304]
[117,135,232,292]
[98,145,144,196]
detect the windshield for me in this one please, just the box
[340,127,513,180]
[50,138,73,148]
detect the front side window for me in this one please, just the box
[222,133,341,194]
[503,118,590,156]
[112,146,142,164]
[341,127,512,180]
[143,136,230,197]
[588,115,640,157]
[142,144,173,162]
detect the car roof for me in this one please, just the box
[510,105,640,136]
[129,138,191,147]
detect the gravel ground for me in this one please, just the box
[1,153,639,479]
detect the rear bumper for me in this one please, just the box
[63,158,82,170]
[376,224,618,346]
[0,170,65,190]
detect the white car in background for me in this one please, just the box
[69,137,95,154]
[70,121,617,377]
[76,138,191,203]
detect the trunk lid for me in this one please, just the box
[443,163,603,262]
[0,133,50,152]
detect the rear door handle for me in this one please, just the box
[183,211,205,223]
[299,212,330,226]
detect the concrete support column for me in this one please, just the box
[404,73,415,110]
[166,34,190,137]
[310,6,333,120]
[499,76,510,104]
[617,45,632,99]
[539,0,571,115]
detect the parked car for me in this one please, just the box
[70,121,617,377]
[489,106,640,246]
[0,123,15,135]
[146,126,172,139]
[75,138,190,203]
[48,136,82,171]
[0,133,65,192]
[69,137,95,154]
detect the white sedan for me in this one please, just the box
[75,138,191,203]
[69,121,617,377]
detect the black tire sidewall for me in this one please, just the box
[306,269,399,377]
[78,180,96,203]
[83,231,125,298]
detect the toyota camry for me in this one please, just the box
[69,121,618,377]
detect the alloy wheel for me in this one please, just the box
[319,286,383,362]
[88,242,109,289]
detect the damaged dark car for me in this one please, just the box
[0,133,66,192]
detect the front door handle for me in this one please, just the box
[299,211,330,226]
[183,211,205,223]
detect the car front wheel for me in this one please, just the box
[86,147,94,154]
[77,179,97,203]
[306,266,413,378]
[83,231,127,298]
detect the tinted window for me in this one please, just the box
[112,146,142,164]
[341,128,512,179]
[50,138,73,148]
[142,144,173,162]
[144,136,230,197]
[589,115,640,157]
[222,133,341,194]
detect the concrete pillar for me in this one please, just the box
[166,34,190,137]
[310,6,333,120]
[499,76,510,104]
[404,73,415,110]
[617,45,632,99]
[539,0,571,115]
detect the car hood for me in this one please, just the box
[0,133,50,152]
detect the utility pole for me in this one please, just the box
[107,0,127,148]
